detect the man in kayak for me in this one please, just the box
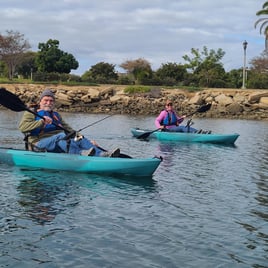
[155,100,198,133]
[19,89,120,157]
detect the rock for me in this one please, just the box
[188,94,203,105]
[87,88,100,99]
[0,83,268,120]
[248,92,268,103]
[226,103,244,115]
[260,97,268,105]
[215,94,233,105]
[81,94,92,103]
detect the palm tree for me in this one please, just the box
[255,2,268,52]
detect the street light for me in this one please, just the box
[242,40,248,89]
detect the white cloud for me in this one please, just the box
[0,0,265,74]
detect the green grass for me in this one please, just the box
[0,78,203,92]
[124,85,152,94]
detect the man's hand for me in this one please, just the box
[42,115,53,125]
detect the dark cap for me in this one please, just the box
[40,89,55,100]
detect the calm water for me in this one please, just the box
[0,110,267,268]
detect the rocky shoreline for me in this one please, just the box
[1,83,268,120]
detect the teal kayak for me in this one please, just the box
[0,147,162,177]
[131,128,239,144]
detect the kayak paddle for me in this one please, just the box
[137,103,212,139]
[186,103,211,117]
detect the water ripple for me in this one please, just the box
[0,113,268,267]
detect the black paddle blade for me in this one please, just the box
[137,132,151,139]
[137,128,160,139]
[0,87,27,112]
[197,103,211,113]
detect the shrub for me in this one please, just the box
[124,85,151,94]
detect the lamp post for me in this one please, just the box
[242,40,248,89]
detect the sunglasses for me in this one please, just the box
[166,103,173,106]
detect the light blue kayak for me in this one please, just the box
[0,147,162,177]
[131,128,239,144]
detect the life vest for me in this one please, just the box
[30,110,62,136]
[161,110,178,126]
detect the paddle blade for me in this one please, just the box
[0,87,27,112]
[197,103,211,113]
[137,132,152,139]
[137,128,160,139]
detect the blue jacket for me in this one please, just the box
[161,110,179,126]
[30,110,62,136]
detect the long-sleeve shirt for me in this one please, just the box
[19,111,74,144]
[155,110,184,129]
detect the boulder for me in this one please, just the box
[260,97,268,105]
[226,103,244,115]
[248,92,268,103]
[188,94,203,105]
[215,94,233,106]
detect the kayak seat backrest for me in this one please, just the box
[23,133,46,152]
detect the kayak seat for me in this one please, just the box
[23,133,46,152]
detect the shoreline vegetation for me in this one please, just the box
[0,83,268,120]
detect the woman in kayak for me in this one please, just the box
[155,100,198,133]
[19,89,120,157]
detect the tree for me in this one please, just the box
[35,39,78,73]
[155,62,187,85]
[182,46,226,87]
[0,30,31,79]
[182,46,225,73]
[255,1,268,52]
[120,58,152,84]
[16,51,37,79]
[0,61,8,77]
[250,51,268,73]
[196,63,226,87]
[82,62,118,83]
[225,69,243,88]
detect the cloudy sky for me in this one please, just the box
[0,0,266,75]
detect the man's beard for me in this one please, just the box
[42,105,53,112]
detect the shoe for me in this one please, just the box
[101,148,120,158]
[196,129,203,134]
[110,148,120,157]
[81,147,95,156]
[207,130,212,134]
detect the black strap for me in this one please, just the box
[23,133,31,150]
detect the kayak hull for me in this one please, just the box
[0,147,162,177]
[131,128,239,144]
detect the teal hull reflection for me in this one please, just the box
[131,128,239,144]
[0,147,162,177]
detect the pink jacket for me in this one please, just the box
[155,110,184,129]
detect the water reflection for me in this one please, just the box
[17,174,69,225]
[153,142,181,178]
[14,168,159,225]
[18,179,57,224]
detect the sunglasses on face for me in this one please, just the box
[166,103,173,106]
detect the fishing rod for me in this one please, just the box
[77,114,113,132]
